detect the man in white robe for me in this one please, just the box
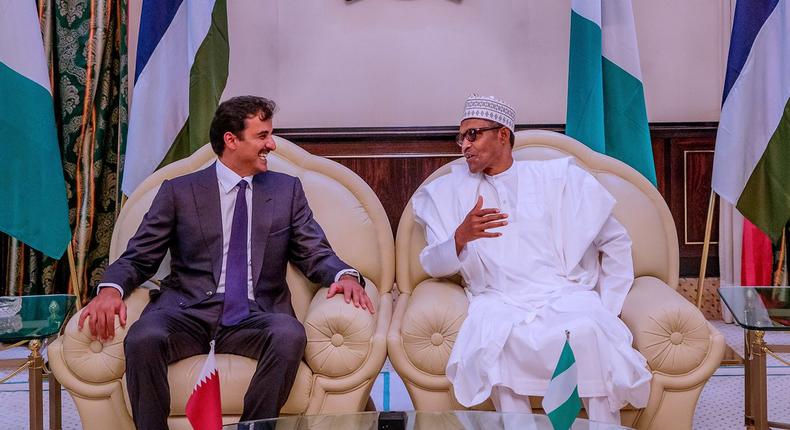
[412,95,652,424]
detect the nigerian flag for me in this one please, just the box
[123,0,229,196]
[0,2,71,258]
[566,0,657,186]
[542,336,581,430]
[712,0,790,242]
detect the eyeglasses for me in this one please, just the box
[455,125,503,146]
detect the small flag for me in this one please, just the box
[186,340,222,430]
[542,332,581,430]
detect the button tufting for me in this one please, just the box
[89,340,104,353]
[331,333,344,347]
[430,333,444,346]
[670,332,684,345]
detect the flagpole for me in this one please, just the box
[67,243,82,309]
[774,229,786,286]
[696,191,717,309]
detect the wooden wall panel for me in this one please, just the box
[332,157,458,232]
[288,127,464,234]
[667,136,719,276]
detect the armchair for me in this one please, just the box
[48,137,395,429]
[387,130,725,430]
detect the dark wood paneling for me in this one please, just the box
[281,123,719,277]
[333,157,458,231]
[287,128,465,233]
[668,136,719,276]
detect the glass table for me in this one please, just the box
[718,287,790,430]
[0,294,76,430]
[224,410,633,430]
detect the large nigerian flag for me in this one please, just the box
[0,3,71,258]
[566,0,657,186]
[123,0,229,195]
[712,0,790,242]
[542,335,581,430]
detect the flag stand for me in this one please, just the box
[773,230,786,286]
[67,243,82,309]
[696,191,717,309]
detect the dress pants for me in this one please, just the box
[491,386,621,425]
[124,295,306,430]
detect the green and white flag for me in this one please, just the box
[542,336,581,430]
[566,0,657,186]
[712,1,790,242]
[122,0,229,196]
[0,2,71,258]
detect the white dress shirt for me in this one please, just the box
[99,160,356,299]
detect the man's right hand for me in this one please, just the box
[78,287,127,342]
[454,195,508,255]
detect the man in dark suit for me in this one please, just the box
[78,96,375,429]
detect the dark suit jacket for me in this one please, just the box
[102,163,353,317]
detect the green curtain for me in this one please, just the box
[1,0,127,303]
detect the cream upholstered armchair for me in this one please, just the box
[48,137,395,429]
[387,130,725,430]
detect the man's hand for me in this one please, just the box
[78,287,127,342]
[326,275,376,314]
[454,195,508,255]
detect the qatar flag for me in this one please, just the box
[186,340,222,430]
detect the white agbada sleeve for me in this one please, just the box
[555,163,634,315]
[412,180,487,291]
[554,163,617,272]
[593,215,634,316]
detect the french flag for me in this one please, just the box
[186,340,222,430]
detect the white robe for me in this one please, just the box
[412,158,651,413]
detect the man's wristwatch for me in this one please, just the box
[342,269,363,285]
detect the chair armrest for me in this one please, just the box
[56,287,150,385]
[303,280,380,377]
[621,276,715,376]
[397,279,468,377]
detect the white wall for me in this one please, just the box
[129,0,733,128]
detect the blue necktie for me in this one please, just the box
[222,180,250,326]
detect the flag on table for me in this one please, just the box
[542,334,581,430]
[186,340,222,430]
[566,0,657,186]
[712,0,790,243]
[0,2,71,258]
[123,0,229,196]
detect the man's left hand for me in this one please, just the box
[327,275,376,314]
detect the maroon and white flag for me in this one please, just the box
[186,340,222,430]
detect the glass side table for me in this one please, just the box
[224,410,634,430]
[0,294,76,430]
[718,287,790,430]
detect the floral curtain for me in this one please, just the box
[1,0,127,304]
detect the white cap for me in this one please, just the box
[460,94,516,133]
